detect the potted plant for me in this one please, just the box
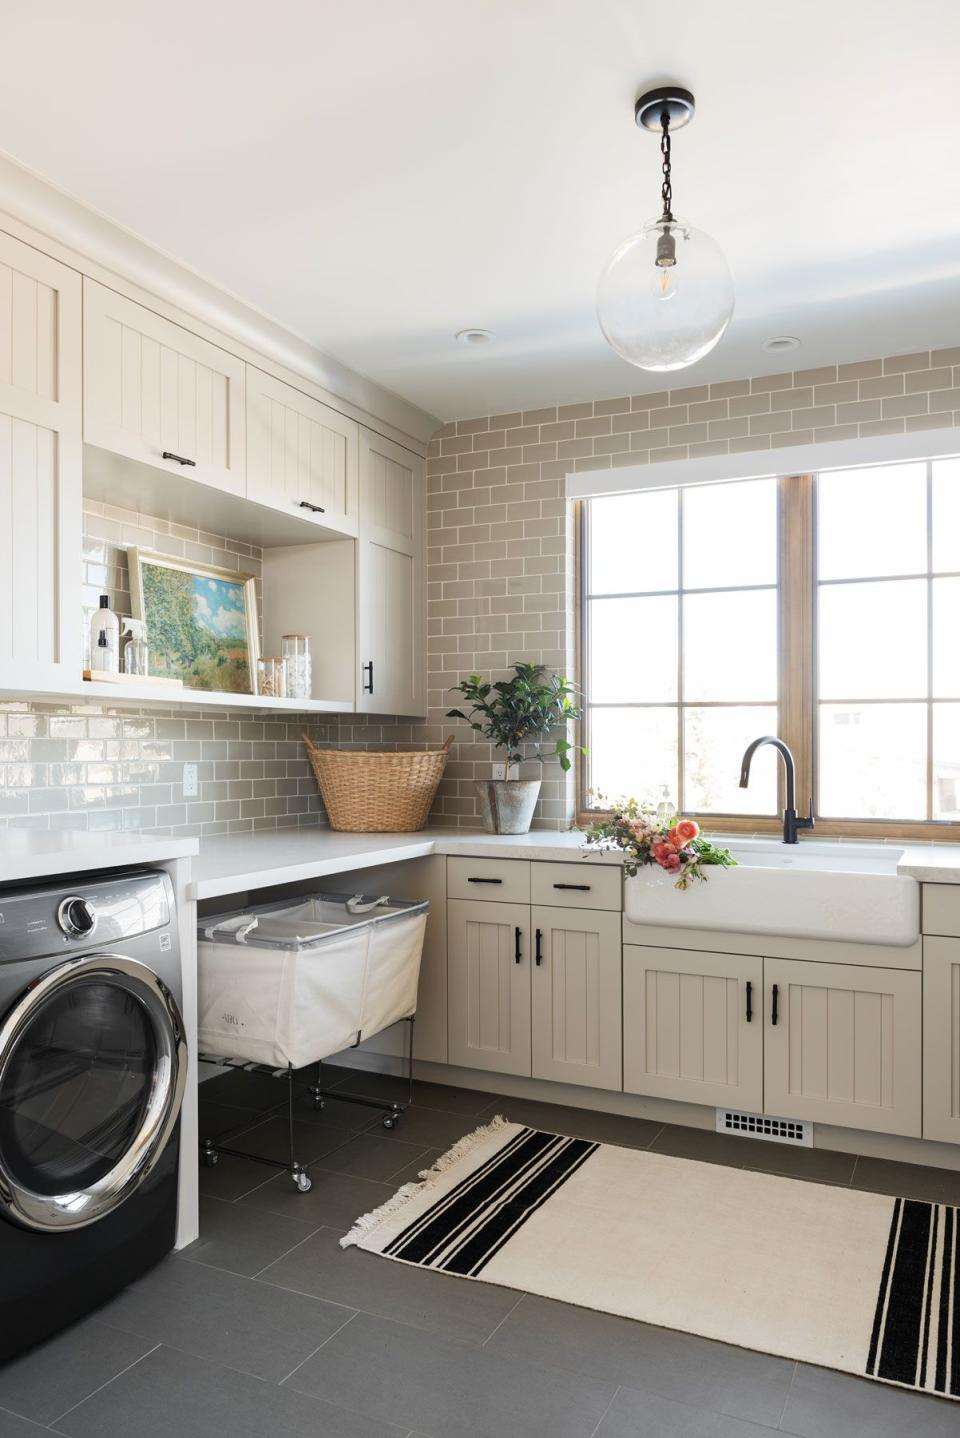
[446,663,584,833]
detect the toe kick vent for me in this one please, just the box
[715,1108,813,1147]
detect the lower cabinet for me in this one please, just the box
[763,957,921,1137]
[447,898,622,1089]
[923,937,960,1144]
[532,906,622,1090]
[624,946,922,1138]
[623,946,763,1110]
[447,899,531,1077]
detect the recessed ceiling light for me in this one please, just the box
[455,328,493,346]
[761,335,801,354]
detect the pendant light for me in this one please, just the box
[597,87,734,372]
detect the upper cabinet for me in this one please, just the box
[0,233,82,688]
[357,426,425,717]
[83,280,246,496]
[246,367,358,535]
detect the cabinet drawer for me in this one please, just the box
[531,861,621,911]
[447,857,529,904]
[922,883,960,937]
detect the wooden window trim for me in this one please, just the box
[577,472,960,842]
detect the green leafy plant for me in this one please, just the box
[446,663,585,774]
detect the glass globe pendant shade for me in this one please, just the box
[597,215,734,372]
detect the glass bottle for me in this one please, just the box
[257,657,287,698]
[89,596,120,674]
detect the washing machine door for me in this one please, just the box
[0,953,186,1232]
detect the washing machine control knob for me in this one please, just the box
[57,896,98,939]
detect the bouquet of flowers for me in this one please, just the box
[582,795,736,890]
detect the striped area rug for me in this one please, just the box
[342,1117,959,1403]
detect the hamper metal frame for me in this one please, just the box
[198,1016,415,1192]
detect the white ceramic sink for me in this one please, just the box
[623,838,919,946]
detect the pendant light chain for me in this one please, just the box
[660,113,674,221]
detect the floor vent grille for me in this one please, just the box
[715,1108,813,1147]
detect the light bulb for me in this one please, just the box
[598,215,734,372]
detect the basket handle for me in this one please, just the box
[347,894,391,914]
[441,734,454,752]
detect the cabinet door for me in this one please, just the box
[246,367,358,534]
[447,899,530,1077]
[623,946,763,1110]
[922,937,960,1143]
[763,957,921,1137]
[532,906,621,1090]
[0,232,82,688]
[356,427,425,716]
[83,279,245,496]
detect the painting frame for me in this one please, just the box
[128,547,261,695]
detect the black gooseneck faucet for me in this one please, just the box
[739,735,815,845]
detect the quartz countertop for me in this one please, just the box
[189,827,616,900]
[0,830,198,885]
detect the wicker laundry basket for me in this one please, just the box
[303,733,453,831]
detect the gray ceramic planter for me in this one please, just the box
[474,778,541,834]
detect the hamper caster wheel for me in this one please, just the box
[202,1148,219,1168]
[292,1171,312,1193]
[382,1114,398,1130]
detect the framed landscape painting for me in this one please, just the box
[129,548,260,694]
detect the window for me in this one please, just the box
[580,456,960,836]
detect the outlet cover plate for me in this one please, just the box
[491,762,521,781]
[182,763,199,798]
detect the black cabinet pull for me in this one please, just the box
[553,883,590,891]
[467,877,502,885]
[514,926,522,963]
[362,661,374,694]
[162,451,196,467]
[771,983,779,1026]
[535,928,543,966]
[297,499,326,514]
[745,980,753,1023]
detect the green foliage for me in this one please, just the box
[446,662,585,772]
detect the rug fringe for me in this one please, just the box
[339,1113,511,1248]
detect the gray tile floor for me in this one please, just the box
[2,1066,959,1438]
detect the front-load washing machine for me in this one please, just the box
[0,868,186,1361]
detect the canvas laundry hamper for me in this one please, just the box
[197,893,429,1069]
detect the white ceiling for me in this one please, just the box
[3,0,959,421]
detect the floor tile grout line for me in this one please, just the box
[50,1342,163,1425]
[585,1383,621,1438]
[277,1310,358,1385]
[480,1290,526,1349]
[775,1360,799,1431]
[642,1122,667,1149]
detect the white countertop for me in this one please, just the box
[0,830,198,885]
[189,827,617,899]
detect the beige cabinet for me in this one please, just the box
[623,946,763,1110]
[83,279,245,496]
[246,366,358,534]
[922,937,960,1144]
[0,232,82,688]
[532,906,622,1090]
[357,427,425,716]
[763,957,921,1137]
[447,899,531,1077]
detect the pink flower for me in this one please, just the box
[651,841,671,863]
[674,818,700,844]
[658,851,681,872]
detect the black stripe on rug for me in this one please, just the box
[868,1196,960,1396]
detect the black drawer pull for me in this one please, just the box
[745,980,753,1023]
[771,983,779,1026]
[362,661,374,694]
[467,877,502,884]
[535,928,543,966]
[298,499,326,514]
[162,451,196,467]
[514,926,522,963]
[553,883,590,891]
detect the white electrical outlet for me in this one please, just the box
[182,763,199,798]
[492,762,520,781]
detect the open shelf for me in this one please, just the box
[0,677,353,714]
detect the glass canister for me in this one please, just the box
[257,656,287,698]
[282,634,312,700]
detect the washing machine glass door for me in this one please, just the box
[0,953,186,1232]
